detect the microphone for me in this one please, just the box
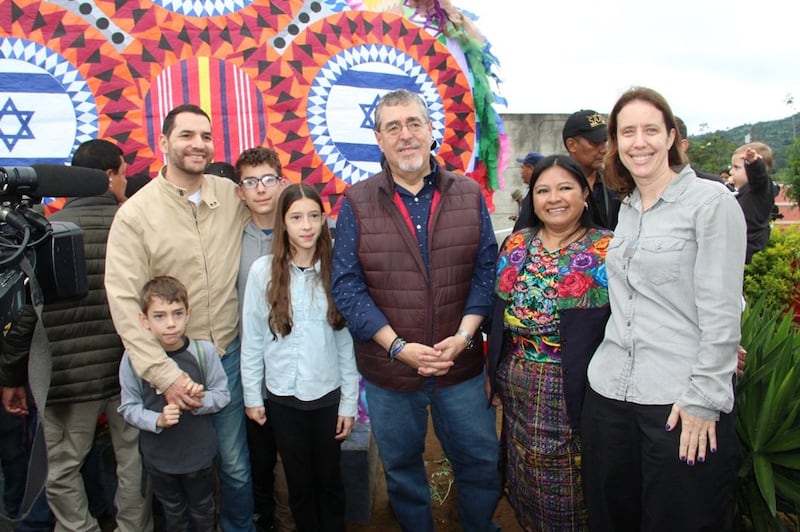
[0,164,109,197]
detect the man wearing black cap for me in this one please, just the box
[563,109,619,229]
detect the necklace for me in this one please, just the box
[537,225,587,250]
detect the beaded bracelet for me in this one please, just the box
[388,336,406,360]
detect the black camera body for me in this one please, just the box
[0,164,108,332]
[0,208,88,329]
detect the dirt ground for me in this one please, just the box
[347,410,521,532]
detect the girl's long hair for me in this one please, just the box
[267,183,345,339]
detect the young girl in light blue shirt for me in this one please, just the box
[240,183,358,532]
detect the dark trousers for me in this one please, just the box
[246,400,278,527]
[581,388,740,532]
[268,401,345,532]
[147,463,216,532]
[0,408,27,516]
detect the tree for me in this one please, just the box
[777,137,800,205]
[687,134,738,175]
[785,93,796,139]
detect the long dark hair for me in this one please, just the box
[604,87,686,195]
[267,183,345,339]
[522,155,603,230]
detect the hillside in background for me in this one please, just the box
[693,113,799,173]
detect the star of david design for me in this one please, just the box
[359,94,381,130]
[0,98,35,151]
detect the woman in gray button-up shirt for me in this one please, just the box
[581,87,747,532]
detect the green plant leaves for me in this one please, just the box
[754,454,777,515]
[736,291,800,528]
[743,226,800,316]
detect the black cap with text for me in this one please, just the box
[562,110,608,144]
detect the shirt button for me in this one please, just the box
[414,197,419,203]
[416,224,422,230]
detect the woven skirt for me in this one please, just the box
[496,353,588,532]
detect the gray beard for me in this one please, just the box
[397,154,425,174]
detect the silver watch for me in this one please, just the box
[455,329,474,350]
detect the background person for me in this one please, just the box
[581,87,746,532]
[675,116,729,185]
[2,139,152,532]
[562,109,619,229]
[206,161,238,183]
[729,141,776,263]
[509,151,543,222]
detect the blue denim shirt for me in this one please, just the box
[332,169,497,343]
[240,257,359,417]
[587,165,746,420]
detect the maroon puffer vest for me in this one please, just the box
[345,165,486,391]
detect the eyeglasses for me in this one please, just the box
[379,118,428,137]
[240,175,282,189]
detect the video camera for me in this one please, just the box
[0,164,108,330]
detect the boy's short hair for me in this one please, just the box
[141,276,189,314]
[234,147,282,181]
[735,142,774,172]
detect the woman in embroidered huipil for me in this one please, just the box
[487,155,611,531]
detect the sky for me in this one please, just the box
[453,0,800,136]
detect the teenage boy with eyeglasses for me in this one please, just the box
[235,147,287,294]
[233,147,294,532]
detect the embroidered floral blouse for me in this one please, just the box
[495,227,612,363]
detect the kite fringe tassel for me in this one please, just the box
[406,0,507,193]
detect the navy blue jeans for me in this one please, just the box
[364,373,500,532]
[212,338,255,532]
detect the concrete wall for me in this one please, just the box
[490,113,571,237]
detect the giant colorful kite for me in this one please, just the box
[0,0,508,214]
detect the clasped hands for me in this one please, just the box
[396,334,470,377]
[163,372,205,411]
